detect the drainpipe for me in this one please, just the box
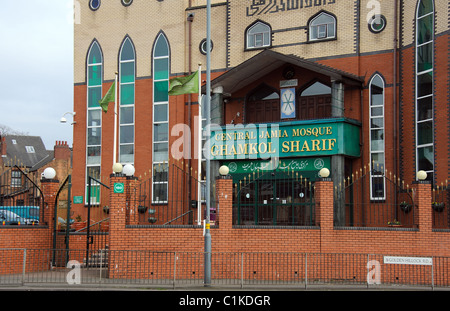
[393,0,398,179]
[187,6,194,218]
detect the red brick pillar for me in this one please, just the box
[109,174,127,250]
[41,178,59,229]
[126,176,138,225]
[108,173,128,279]
[315,177,334,252]
[215,175,233,230]
[414,181,432,233]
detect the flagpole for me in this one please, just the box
[204,0,212,287]
[197,64,202,226]
[113,72,118,167]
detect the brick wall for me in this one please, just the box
[107,174,450,259]
[0,179,59,274]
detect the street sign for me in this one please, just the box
[384,256,433,266]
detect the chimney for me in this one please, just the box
[54,141,71,160]
[0,136,6,157]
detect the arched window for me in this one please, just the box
[246,21,271,49]
[369,74,385,200]
[86,41,102,204]
[298,81,331,120]
[119,37,136,164]
[416,0,434,181]
[309,12,336,41]
[152,32,169,203]
[245,84,279,123]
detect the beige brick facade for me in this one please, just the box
[75,0,448,83]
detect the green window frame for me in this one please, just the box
[86,41,103,205]
[152,33,169,203]
[119,37,135,164]
[415,0,434,182]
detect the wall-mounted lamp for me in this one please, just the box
[60,112,76,125]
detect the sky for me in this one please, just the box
[0,0,74,149]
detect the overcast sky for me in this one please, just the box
[0,0,73,149]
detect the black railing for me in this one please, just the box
[129,163,215,226]
[432,183,450,229]
[336,166,416,228]
[0,165,44,225]
[233,171,316,227]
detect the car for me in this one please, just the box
[0,206,40,222]
[0,210,38,225]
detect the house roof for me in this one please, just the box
[2,135,53,171]
[205,49,364,95]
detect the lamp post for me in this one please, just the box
[204,0,212,288]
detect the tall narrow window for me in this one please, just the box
[369,74,385,200]
[416,0,434,181]
[309,12,336,41]
[119,37,135,164]
[86,41,102,204]
[246,21,271,49]
[152,33,169,203]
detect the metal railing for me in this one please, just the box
[128,163,216,227]
[0,165,44,225]
[432,183,450,230]
[1,248,448,289]
[335,166,416,228]
[233,171,316,227]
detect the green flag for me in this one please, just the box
[168,70,199,95]
[99,82,115,113]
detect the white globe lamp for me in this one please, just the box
[43,167,56,179]
[123,164,135,177]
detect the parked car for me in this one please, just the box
[0,210,38,225]
[0,206,40,222]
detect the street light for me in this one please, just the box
[60,112,76,125]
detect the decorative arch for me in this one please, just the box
[118,35,136,164]
[308,11,337,41]
[245,84,280,123]
[297,79,332,120]
[152,31,170,203]
[368,73,386,200]
[85,39,103,204]
[245,20,272,50]
[415,0,434,182]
